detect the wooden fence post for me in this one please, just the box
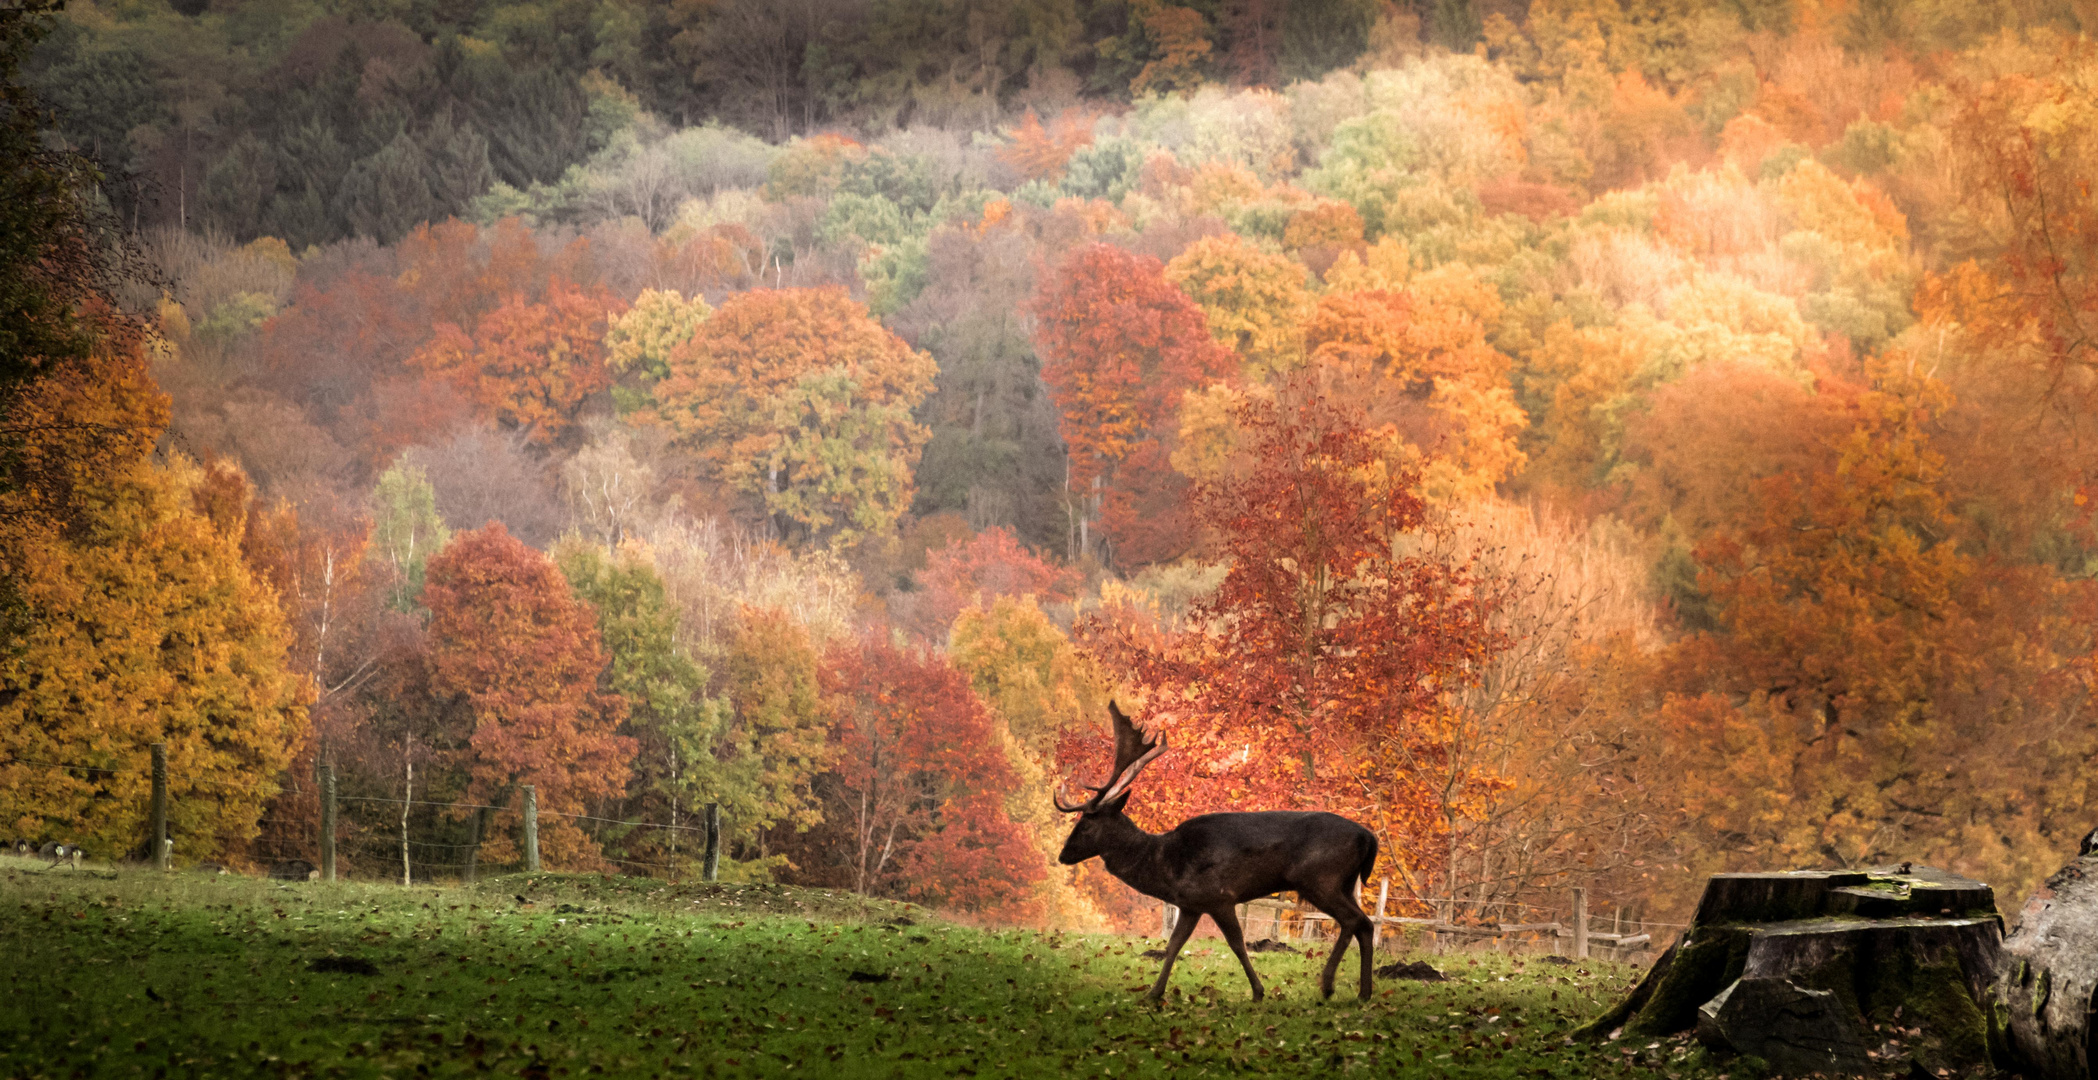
[150,743,168,871]
[400,759,413,886]
[1573,887,1589,960]
[703,803,720,882]
[1373,877,1390,951]
[464,806,488,884]
[319,761,336,882]
[522,785,540,873]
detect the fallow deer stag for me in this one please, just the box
[1055,702,1380,1003]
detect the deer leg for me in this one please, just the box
[1354,913,1375,1000]
[1318,916,1349,1000]
[1307,889,1374,1001]
[1144,906,1201,1003]
[1210,906,1266,1002]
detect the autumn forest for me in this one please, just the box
[4,0,2097,932]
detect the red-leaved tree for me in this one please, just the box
[810,637,1043,918]
[1072,387,1501,882]
[1032,243,1238,566]
[423,524,633,868]
[914,526,1080,639]
[260,217,609,469]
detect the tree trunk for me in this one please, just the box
[400,752,413,887]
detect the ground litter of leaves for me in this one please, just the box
[0,861,1721,1079]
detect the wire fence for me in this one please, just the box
[1220,883,1676,960]
[4,750,1674,956]
[0,748,725,886]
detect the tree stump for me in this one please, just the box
[1582,867,2004,1076]
[1697,976,1875,1076]
[1995,854,2098,1079]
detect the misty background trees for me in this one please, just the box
[8,0,2098,928]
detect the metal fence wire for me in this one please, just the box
[4,749,1661,955]
[0,747,728,885]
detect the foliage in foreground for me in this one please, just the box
[0,860,1705,1080]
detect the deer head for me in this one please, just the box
[1054,701,1166,864]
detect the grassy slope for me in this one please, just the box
[0,860,1717,1079]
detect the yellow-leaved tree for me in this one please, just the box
[603,287,712,413]
[949,594,1116,928]
[1305,260,1527,501]
[0,452,310,862]
[1164,233,1311,382]
[652,287,936,546]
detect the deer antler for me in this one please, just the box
[1097,736,1166,803]
[1052,701,1167,813]
[1051,783,1096,814]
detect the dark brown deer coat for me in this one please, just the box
[1056,703,1380,1002]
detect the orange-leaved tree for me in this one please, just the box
[408,278,625,444]
[0,54,309,860]
[1072,386,1501,884]
[1282,200,1365,252]
[194,458,374,681]
[1121,0,1213,97]
[422,524,633,869]
[1303,272,1526,500]
[193,458,375,860]
[1032,242,1237,565]
[260,216,604,468]
[997,108,1094,183]
[810,637,1043,918]
[0,453,310,863]
[1655,360,2098,898]
[1940,64,2098,389]
[1924,60,2098,513]
[653,287,936,546]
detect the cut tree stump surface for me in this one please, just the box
[1583,867,2004,1077]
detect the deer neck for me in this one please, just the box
[1096,815,1173,899]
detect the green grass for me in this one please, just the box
[0,859,1719,1079]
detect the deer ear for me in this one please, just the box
[1098,790,1131,816]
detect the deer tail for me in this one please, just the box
[1356,830,1379,895]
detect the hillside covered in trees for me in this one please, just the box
[8,0,2098,929]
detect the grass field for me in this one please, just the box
[0,858,1716,1079]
